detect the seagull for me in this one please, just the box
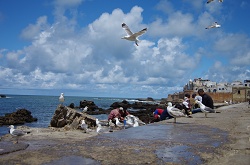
[195,100,216,118]
[59,93,64,105]
[8,125,30,143]
[205,22,221,29]
[166,102,186,123]
[114,118,124,127]
[207,0,223,4]
[121,23,147,46]
[124,115,140,128]
[82,106,88,113]
[96,119,112,133]
[81,119,88,133]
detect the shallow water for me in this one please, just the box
[97,123,228,164]
[43,156,101,165]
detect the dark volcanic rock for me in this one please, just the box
[0,109,38,126]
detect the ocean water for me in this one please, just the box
[0,95,134,136]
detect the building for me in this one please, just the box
[170,78,250,103]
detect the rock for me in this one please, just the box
[0,109,38,126]
[50,105,97,130]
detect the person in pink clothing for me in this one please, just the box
[108,107,129,125]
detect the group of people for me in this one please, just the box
[108,89,215,125]
[153,89,214,122]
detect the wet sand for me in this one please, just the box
[0,102,249,165]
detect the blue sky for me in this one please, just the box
[0,0,249,98]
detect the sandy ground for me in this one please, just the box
[0,102,249,165]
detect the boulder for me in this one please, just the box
[0,109,38,126]
[50,105,97,130]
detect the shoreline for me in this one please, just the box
[0,102,249,164]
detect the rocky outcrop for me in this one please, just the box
[0,94,6,98]
[0,109,38,126]
[50,105,97,130]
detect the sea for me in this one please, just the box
[0,95,142,136]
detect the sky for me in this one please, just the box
[0,0,250,99]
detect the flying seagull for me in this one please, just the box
[195,100,216,118]
[8,125,30,143]
[205,22,221,29]
[121,23,147,46]
[207,0,223,4]
[59,93,64,105]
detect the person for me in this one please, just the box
[108,107,129,125]
[153,108,164,122]
[160,102,174,120]
[182,94,192,118]
[198,89,214,109]
[192,89,214,114]
[191,93,202,109]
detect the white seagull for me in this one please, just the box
[205,22,221,29]
[207,0,223,4]
[82,106,88,113]
[124,115,140,128]
[8,125,30,143]
[81,119,88,133]
[121,23,147,46]
[195,100,216,118]
[59,93,64,105]
[166,102,186,123]
[96,119,112,133]
[114,118,124,127]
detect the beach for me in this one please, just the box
[0,102,249,165]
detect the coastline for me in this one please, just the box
[0,102,249,164]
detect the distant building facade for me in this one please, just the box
[168,78,250,103]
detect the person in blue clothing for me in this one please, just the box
[192,89,214,114]
[160,102,174,120]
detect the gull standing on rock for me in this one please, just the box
[121,23,147,46]
[8,125,30,143]
[81,119,88,133]
[205,22,221,29]
[59,93,64,105]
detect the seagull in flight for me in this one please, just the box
[121,23,147,46]
[205,22,221,29]
[207,0,223,4]
[8,125,30,143]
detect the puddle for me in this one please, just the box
[43,155,101,165]
[155,145,203,165]
[99,123,228,164]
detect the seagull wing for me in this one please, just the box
[122,23,133,36]
[132,28,147,38]
[167,107,185,118]
[11,129,27,136]
[207,0,214,3]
